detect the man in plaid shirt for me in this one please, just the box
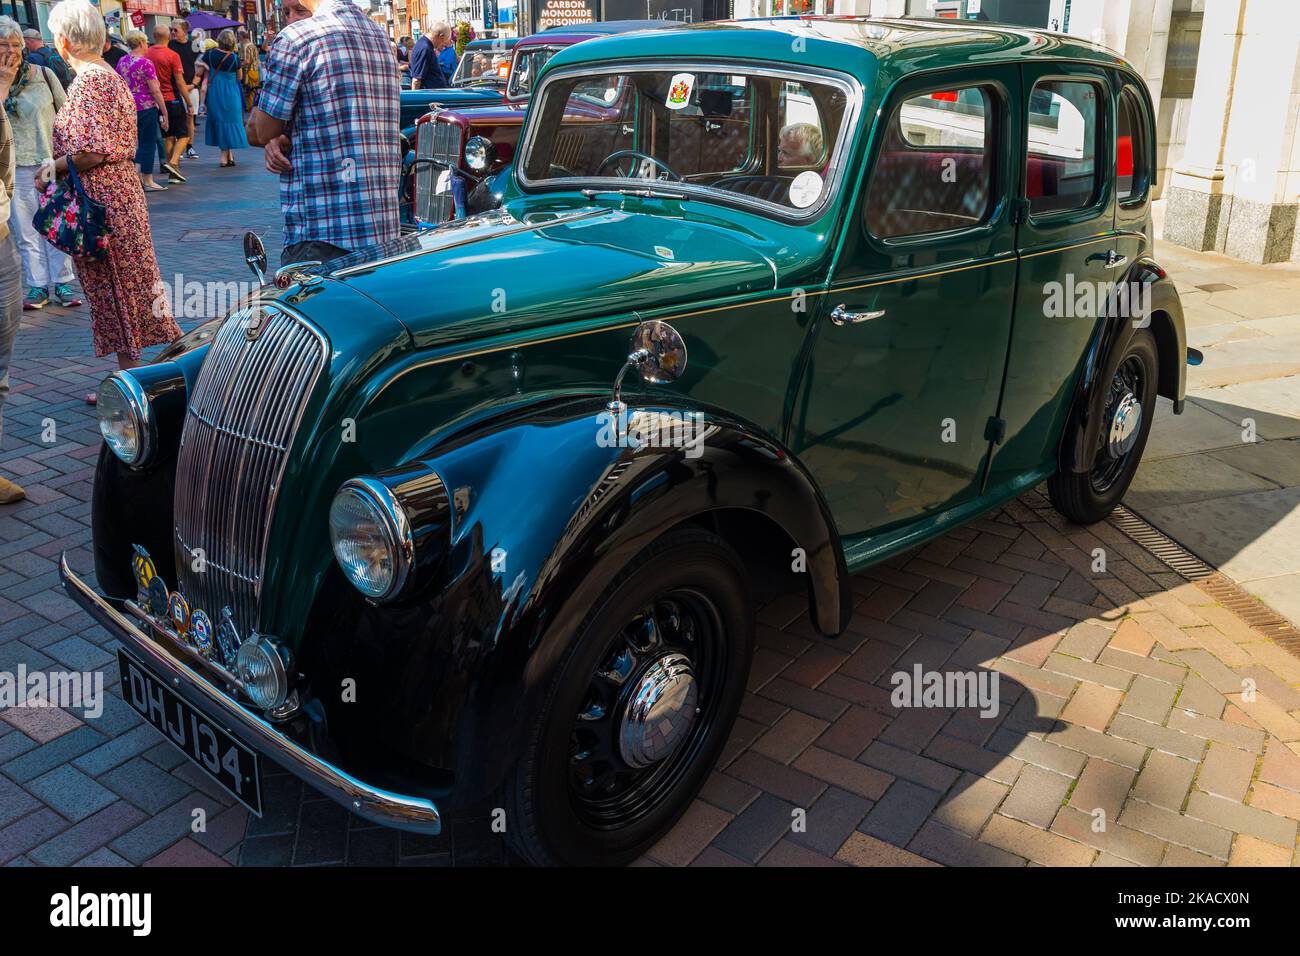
[246,0,400,265]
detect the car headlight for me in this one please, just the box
[328,478,413,600]
[464,135,496,172]
[236,635,290,710]
[97,372,152,466]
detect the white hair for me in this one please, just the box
[0,16,22,43]
[47,0,105,61]
[425,19,451,39]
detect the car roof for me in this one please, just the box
[522,18,681,47]
[463,37,518,50]
[541,15,1134,82]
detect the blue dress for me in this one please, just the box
[202,49,249,151]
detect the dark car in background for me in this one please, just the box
[399,37,519,130]
[408,20,677,227]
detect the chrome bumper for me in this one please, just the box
[59,554,442,835]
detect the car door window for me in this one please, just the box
[864,85,995,239]
[1026,80,1102,216]
[1116,86,1148,204]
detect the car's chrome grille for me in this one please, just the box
[173,306,327,638]
[414,119,461,224]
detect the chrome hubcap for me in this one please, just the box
[1107,391,1142,458]
[618,652,698,769]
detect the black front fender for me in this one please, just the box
[304,398,849,807]
[1061,257,1186,474]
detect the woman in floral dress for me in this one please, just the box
[45,0,180,403]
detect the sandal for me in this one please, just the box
[144,184,168,192]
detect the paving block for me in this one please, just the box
[647,800,732,866]
[1051,805,1164,866]
[908,819,1025,866]
[27,765,116,823]
[835,830,938,867]
[1227,833,1294,867]
[711,793,799,864]
[1069,758,1136,823]
[1108,713,1205,760]
[980,813,1095,866]
[1120,798,1234,860]
[1167,708,1266,753]
[1000,764,1071,829]
[1185,791,1298,848]
[857,778,943,846]
[930,772,1008,837]
[793,746,892,801]
[1195,744,1258,802]
[788,787,873,857]
[1060,682,1123,732]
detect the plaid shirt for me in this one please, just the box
[259,0,400,251]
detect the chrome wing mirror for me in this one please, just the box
[244,232,268,285]
[608,320,688,422]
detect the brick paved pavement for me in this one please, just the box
[3,154,1300,867]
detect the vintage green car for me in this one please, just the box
[64,16,1190,866]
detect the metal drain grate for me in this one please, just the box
[1111,505,1300,655]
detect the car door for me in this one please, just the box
[985,65,1119,488]
[792,67,1020,539]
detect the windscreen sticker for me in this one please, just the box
[666,73,695,111]
[788,170,823,209]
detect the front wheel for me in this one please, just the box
[1049,327,1159,524]
[503,528,753,866]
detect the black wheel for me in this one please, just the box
[1049,327,1158,524]
[503,527,753,866]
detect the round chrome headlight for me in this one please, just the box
[236,636,289,710]
[464,135,496,172]
[97,372,151,466]
[328,479,413,600]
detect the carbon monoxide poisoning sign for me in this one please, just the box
[534,0,598,31]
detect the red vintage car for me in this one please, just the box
[410,20,677,226]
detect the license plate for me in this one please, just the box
[118,648,263,816]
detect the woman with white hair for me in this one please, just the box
[0,16,80,311]
[43,0,179,402]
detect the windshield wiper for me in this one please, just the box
[581,186,687,200]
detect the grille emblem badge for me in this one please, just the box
[215,607,242,670]
[243,308,266,341]
[191,609,214,658]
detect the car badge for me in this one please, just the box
[147,576,170,618]
[243,307,267,341]
[131,544,156,593]
[168,591,191,638]
[191,609,214,658]
[215,607,241,670]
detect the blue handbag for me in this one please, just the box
[33,157,111,260]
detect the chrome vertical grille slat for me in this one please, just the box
[174,306,327,638]
[414,119,462,224]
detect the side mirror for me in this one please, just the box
[607,320,688,421]
[628,319,688,384]
[244,232,268,285]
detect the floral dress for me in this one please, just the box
[51,64,180,359]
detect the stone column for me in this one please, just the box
[1217,0,1300,261]
[1163,0,1247,252]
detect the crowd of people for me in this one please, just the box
[0,0,440,504]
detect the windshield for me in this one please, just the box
[507,47,559,99]
[453,45,512,86]
[519,66,853,215]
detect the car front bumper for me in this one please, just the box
[59,553,443,835]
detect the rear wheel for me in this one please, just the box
[1049,328,1158,524]
[503,527,753,866]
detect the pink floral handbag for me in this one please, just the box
[33,158,111,259]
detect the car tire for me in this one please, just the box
[1049,327,1159,525]
[502,527,754,866]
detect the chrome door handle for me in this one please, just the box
[1088,249,1129,269]
[830,304,886,326]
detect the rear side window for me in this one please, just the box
[1116,87,1148,203]
[864,85,994,239]
[1026,80,1102,216]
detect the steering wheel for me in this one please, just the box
[595,149,682,182]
